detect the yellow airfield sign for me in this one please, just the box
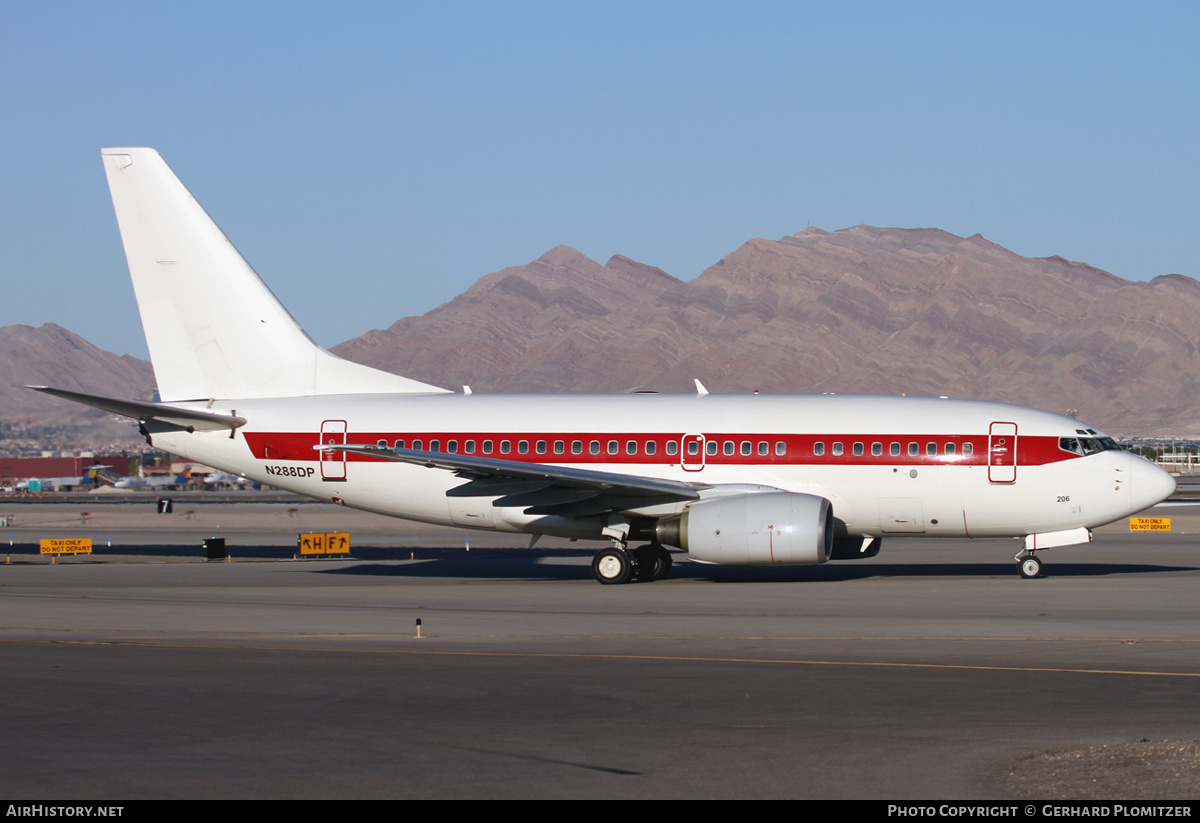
[1129,517,1171,532]
[40,538,93,555]
[298,532,351,556]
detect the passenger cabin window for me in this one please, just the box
[908,442,918,456]
[890,442,900,456]
[832,442,844,456]
[483,440,493,454]
[447,440,458,453]
[945,443,955,456]
[741,441,751,455]
[517,441,528,454]
[814,442,825,456]
[775,442,786,455]
[465,440,476,454]
[926,443,936,456]
[500,440,511,454]
[554,441,564,454]
[706,441,717,455]
[590,441,600,455]
[646,441,657,455]
[758,441,768,455]
[536,440,546,454]
[666,441,678,456]
[429,440,440,452]
[963,443,973,456]
[628,440,638,455]
[607,440,619,455]
[872,442,882,456]
[394,439,405,450]
[572,440,582,454]
[412,439,423,451]
[853,442,864,456]
[687,441,700,456]
[724,441,734,455]
[377,439,387,448]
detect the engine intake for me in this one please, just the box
[656,492,834,566]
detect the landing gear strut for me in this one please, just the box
[591,544,672,584]
[1015,550,1043,579]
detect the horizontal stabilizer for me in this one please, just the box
[28,386,246,432]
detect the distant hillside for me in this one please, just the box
[332,226,1200,435]
[0,323,154,453]
[7,226,1198,448]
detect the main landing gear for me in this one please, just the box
[1015,549,1043,579]
[591,544,673,585]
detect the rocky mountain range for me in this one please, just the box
[0,323,155,453]
[333,226,1200,435]
[4,225,1198,451]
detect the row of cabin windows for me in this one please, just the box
[688,440,787,456]
[376,438,786,457]
[812,441,973,457]
[373,437,971,459]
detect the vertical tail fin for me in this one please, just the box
[101,148,447,401]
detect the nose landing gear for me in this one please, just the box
[1013,528,1091,579]
[1015,549,1043,579]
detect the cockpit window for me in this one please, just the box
[1059,437,1084,455]
[1060,436,1122,456]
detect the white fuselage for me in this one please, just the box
[146,392,1175,544]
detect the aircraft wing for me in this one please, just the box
[329,444,703,516]
[27,386,246,432]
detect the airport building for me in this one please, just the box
[0,455,131,489]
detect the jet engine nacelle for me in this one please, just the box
[656,492,834,566]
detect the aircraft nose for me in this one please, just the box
[1128,454,1176,513]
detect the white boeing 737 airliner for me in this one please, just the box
[31,148,1176,583]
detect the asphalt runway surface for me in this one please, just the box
[1,493,1198,799]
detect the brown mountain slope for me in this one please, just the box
[7,226,1195,447]
[334,245,690,392]
[332,226,1200,435]
[0,324,155,452]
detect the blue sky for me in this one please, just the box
[2,1,1197,358]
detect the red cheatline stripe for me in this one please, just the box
[242,431,1077,469]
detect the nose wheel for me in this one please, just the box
[1016,551,1043,579]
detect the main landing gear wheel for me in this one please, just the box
[592,547,633,585]
[633,544,673,582]
[1018,554,1043,579]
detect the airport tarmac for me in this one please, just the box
[1,492,1198,799]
